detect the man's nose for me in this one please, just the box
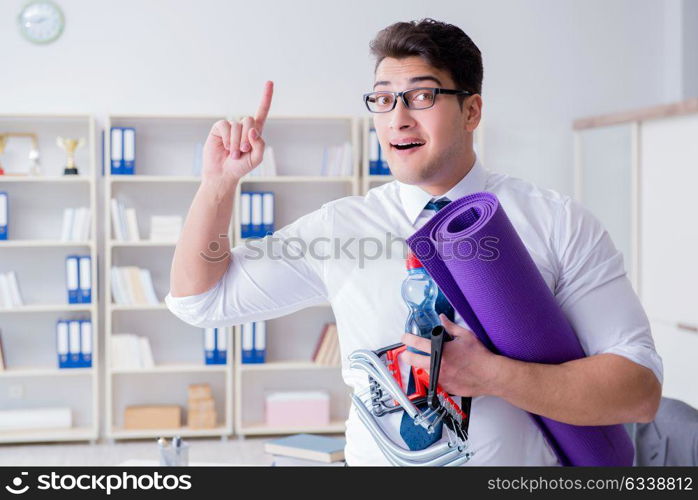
[390,98,416,130]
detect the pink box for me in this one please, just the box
[265,391,330,427]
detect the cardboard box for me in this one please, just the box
[187,398,215,413]
[187,384,212,401]
[187,410,217,429]
[124,405,181,430]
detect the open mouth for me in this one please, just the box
[391,141,425,151]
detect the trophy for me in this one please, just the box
[57,137,84,175]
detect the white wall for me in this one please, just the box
[0,0,681,194]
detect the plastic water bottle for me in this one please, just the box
[402,251,440,354]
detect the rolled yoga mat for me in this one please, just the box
[406,191,634,466]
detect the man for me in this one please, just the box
[166,19,662,466]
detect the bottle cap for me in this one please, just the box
[406,251,424,270]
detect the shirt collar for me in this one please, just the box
[397,154,488,225]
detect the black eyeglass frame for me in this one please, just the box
[363,87,473,113]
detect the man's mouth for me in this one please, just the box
[390,139,426,151]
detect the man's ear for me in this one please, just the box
[463,94,482,133]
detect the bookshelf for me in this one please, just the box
[0,113,99,444]
[104,114,234,441]
[232,116,358,436]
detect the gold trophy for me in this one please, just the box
[57,137,84,175]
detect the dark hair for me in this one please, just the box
[369,18,483,105]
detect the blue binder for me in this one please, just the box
[204,328,216,365]
[0,191,7,240]
[215,328,227,364]
[241,322,255,363]
[79,319,92,368]
[240,192,251,238]
[65,255,80,304]
[78,256,92,304]
[56,320,69,369]
[122,127,136,175]
[68,320,81,368]
[110,127,123,175]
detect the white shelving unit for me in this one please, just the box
[0,114,99,444]
[232,116,358,436]
[103,114,234,441]
[361,116,486,194]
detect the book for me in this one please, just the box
[0,329,5,371]
[264,434,345,463]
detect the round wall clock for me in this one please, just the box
[18,1,65,45]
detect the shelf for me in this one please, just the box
[367,175,393,181]
[0,304,94,314]
[240,175,356,183]
[0,367,93,377]
[240,361,339,371]
[110,426,229,440]
[110,303,168,311]
[0,176,92,183]
[109,175,201,183]
[111,363,228,374]
[238,420,345,436]
[0,240,93,248]
[109,240,177,248]
[0,426,96,444]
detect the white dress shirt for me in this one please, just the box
[165,154,663,466]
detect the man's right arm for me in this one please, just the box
[169,81,274,298]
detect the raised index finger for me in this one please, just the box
[254,80,274,134]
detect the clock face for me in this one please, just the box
[18,1,65,44]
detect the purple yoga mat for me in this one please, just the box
[406,191,634,466]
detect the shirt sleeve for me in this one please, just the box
[164,202,332,328]
[552,197,663,385]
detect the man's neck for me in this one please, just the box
[421,149,476,197]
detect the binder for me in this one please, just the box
[68,320,81,368]
[122,127,136,175]
[110,127,123,175]
[369,129,380,176]
[0,191,7,240]
[56,320,69,369]
[253,320,266,363]
[250,192,263,238]
[204,328,216,365]
[240,192,251,238]
[242,322,255,363]
[215,327,227,364]
[262,192,274,235]
[78,256,91,304]
[80,320,92,368]
[65,256,80,304]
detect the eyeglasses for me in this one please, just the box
[363,87,472,113]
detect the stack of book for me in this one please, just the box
[0,271,23,308]
[312,323,340,366]
[110,127,136,175]
[265,434,345,466]
[149,215,182,242]
[56,319,93,368]
[60,207,91,241]
[320,141,353,176]
[240,191,274,238]
[65,255,92,304]
[110,266,159,305]
[110,334,155,370]
[241,321,266,363]
[110,198,140,241]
